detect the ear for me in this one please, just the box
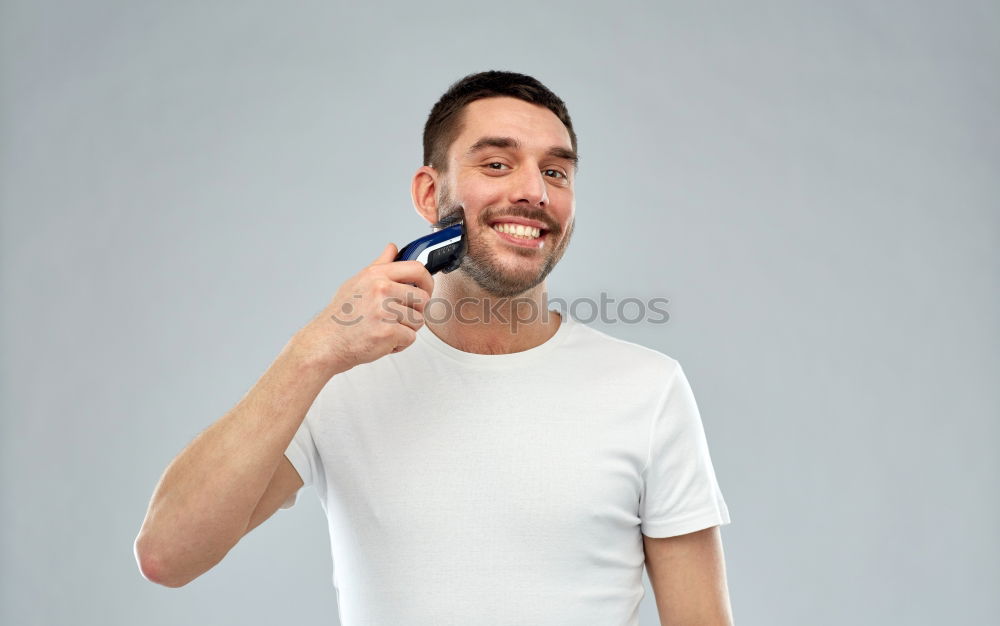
[411,166,440,226]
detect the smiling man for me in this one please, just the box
[134,71,733,625]
[412,90,578,355]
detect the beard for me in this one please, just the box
[437,182,574,298]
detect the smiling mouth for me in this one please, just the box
[489,223,548,248]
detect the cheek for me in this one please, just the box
[552,198,574,228]
[459,169,515,199]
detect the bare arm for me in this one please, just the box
[243,455,304,537]
[133,340,339,588]
[643,526,734,625]
[132,243,434,588]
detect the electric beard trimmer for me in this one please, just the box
[393,207,467,274]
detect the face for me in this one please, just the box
[435,97,576,298]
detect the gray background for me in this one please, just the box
[1,1,997,624]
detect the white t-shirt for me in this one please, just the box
[281,310,730,625]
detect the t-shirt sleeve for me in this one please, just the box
[279,397,324,510]
[639,360,731,538]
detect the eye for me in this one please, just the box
[543,169,567,180]
[485,162,510,170]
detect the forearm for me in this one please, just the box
[134,337,338,586]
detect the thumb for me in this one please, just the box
[372,242,398,266]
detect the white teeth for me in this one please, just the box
[492,223,542,239]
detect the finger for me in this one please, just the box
[375,261,435,296]
[383,282,431,313]
[391,326,418,352]
[371,243,398,266]
[382,299,424,332]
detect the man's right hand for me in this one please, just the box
[291,243,435,376]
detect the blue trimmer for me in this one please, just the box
[393,207,467,274]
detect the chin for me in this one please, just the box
[456,257,550,298]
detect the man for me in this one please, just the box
[134,70,734,625]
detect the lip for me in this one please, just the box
[491,225,547,249]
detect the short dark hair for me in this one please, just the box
[422,70,578,173]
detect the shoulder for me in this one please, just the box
[564,319,682,380]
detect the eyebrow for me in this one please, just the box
[465,136,579,169]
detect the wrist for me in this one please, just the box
[283,331,353,381]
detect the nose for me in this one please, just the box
[508,165,549,208]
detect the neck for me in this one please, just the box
[423,273,562,355]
